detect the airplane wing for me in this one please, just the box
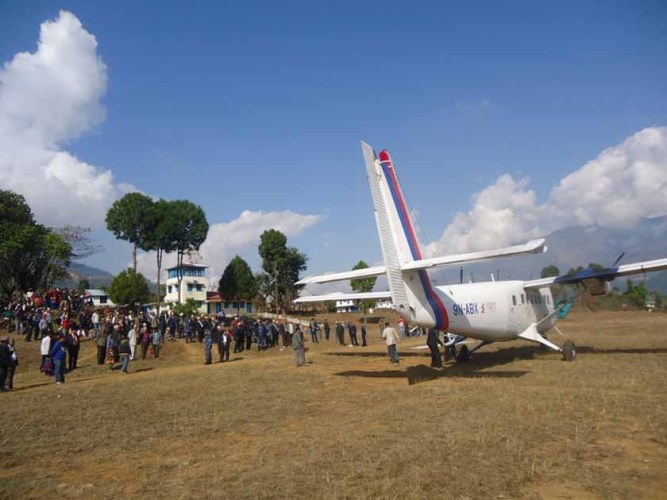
[296,266,387,285]
[401,238,547,271]
[524,258,667,292]
[296,238,546,285]
[293,291,392,304]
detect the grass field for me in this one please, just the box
[1,310,666,499]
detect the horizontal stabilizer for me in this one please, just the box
[296,238,546,286]
[293,291,392,304]
[296,266,386,286]
[524,258,667,289]
[401,238,547,271]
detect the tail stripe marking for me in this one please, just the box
[378,151,449,330]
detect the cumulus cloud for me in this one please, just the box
[0,10,128,227]
[549,127,667,229]
[428,127,667,255]
[136,210,322,285]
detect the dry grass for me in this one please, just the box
[1,310,666,499]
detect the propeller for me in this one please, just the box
[611,251,625,268]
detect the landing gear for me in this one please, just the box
[562,339,577,362]
[456,344,470,363]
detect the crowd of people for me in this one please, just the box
[0,286,432,390]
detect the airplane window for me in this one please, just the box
[512,295,516,306]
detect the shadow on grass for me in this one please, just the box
[577,346,667,355]
[335,364,529,385]
[133,367,154,373]
[10,376,105,392]
[326,351,430,358]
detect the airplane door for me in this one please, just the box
[507,289,525,333]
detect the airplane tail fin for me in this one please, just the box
[361,141,449,329]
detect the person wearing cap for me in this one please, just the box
[0,337,11,392]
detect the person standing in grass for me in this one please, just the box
[151,327,162,359]
[140,323,151,359]
[106,333,117,371]
[324,319,330,341]
[381,322,400,364]
[96,323,108,365]
[6,338,18,390]
[0,337,10,392]
[128,322,137,360]
[360,320,367,347]
[118,334,131,374]
[50,335,68,383]
[204,328,213,365]
[426,328,443,368]
[40,334,51,372]
[292,324,306,367]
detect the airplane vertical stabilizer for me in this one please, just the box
[361,141,449,330]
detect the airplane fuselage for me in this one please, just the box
[421,281,557,341]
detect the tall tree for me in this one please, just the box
[218,256,258,315]
[350,260,377,315]
[105,192,154,272]
[0,190,72,301]
[108,269,151,307]
[257,229,307,313]
[141,199,178,310]
[167,200,209,303]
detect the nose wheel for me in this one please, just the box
[562,339,577,362]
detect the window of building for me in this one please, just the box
[187,284,193,292]
[168,285,172,294]
[521,294,525,304]
[196,284,203,292]
[100,296,107,304]
[512,295,516,306]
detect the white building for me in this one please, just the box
[165,264,208,313]
[84,289,115,308]
[335,299,358,313]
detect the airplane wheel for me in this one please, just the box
[456,345,470,363]
[562,340,577,362]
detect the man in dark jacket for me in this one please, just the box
[335,322,345,345]
[0,337,11,392]
[348,322,358,346]
[96,326,108,365]
[427,328,443,368]
[292,325,306,367]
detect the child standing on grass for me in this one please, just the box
[118,334,131,374]
[106,333,117,371]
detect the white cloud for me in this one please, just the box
[136,210,322,285]
[548,127,667,229]
[428,126,667,255]
[0,10,129,228]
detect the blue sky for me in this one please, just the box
[1,0,666,285]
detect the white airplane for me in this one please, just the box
[294,142,667,362]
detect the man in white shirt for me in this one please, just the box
[381,322,400,364]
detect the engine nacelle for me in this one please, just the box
[581,278,612,296]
